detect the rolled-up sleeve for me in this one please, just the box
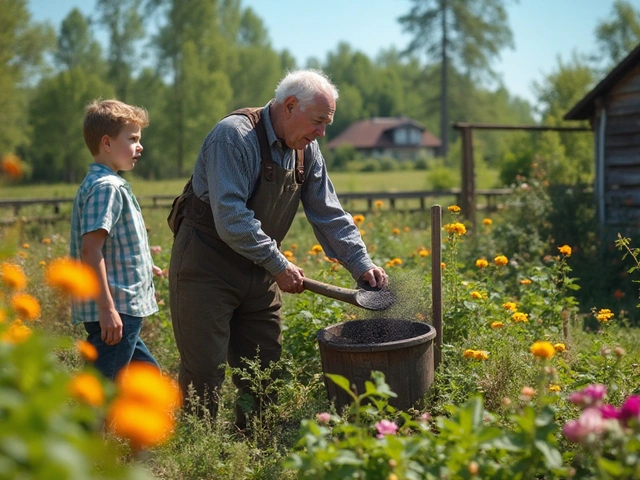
[302,144,375,280]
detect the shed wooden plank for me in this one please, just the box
[606,170,640,186]
[606,152,640,167]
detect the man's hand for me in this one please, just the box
[359,267,388,289]
[99,306,123,345]
[274,262,305,294]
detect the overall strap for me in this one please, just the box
[227,107,305,184]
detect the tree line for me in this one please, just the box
[2,0,639,184]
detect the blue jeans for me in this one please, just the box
[83,314,160,380]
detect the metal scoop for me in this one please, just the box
[302,278,396,311]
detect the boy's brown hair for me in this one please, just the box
[83,99,149,156]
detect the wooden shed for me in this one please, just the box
[564,43,640,236]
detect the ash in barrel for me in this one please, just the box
[321,318,429,345]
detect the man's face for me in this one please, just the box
[282,93,335,150]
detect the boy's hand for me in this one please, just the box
[152,265,164,277]
[99,306,123,345]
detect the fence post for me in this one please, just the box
[457,124,476,228]
[431,205,443,371]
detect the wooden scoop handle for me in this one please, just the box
[302,278,361,308]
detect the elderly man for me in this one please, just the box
[168,69,387,429]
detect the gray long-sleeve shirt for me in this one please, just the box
[191,103,375,280]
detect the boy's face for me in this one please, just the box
[100,124,143,172]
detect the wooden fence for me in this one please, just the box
[0,188,512,225]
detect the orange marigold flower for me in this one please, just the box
[502,302,517,311]
[76,339,98,362]
[1,263,27,291]
[392,228,400,235]
[553,343,566,352]
[494,255,508,266]
[1,319,32,344]
[482,218,493,225]
[45,258,99,300]
[283,250,294,260]
[444,222,467,235]
[352,214,365,225]
[1,154,24,178]
[470,291,483,299]
[441,262,446,269]
[418,248,429,257]
[473,350,489,360]
[22,243,29,249]
[68,373,105,406]
[512,312,528,323]
[375,200,383,208]
[596,308,614,323]
[403,226,410,232]
[448,205,461,213]
[359,229,366,236]
[490,321,504,329]
[10,293,40,320]
[290,243,298,250]
[558,245,572,256]
[475,258,488,268]
[463,349,476,358]
[311,244,323,253]
[41,238,51,245]
[116,362,182,411]
[519,278,532,285]
[106,398,175,451]
[530,341,556,359]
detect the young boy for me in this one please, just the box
[70,99,160,380]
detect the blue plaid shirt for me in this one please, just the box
[70,162,158,324]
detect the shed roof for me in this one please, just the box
[564,42,640,120]
[327,117,441,149]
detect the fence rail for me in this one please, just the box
[0,188,513,225]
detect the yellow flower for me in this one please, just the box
[392,228,400,235]
[403,226,410,232]
[530,341,556,359]
[352,214,365,225]
[1,319,32,344]
[76,340,98,362]
[68,373,105,406]
[38,261,46,267]
[386,257,403,267]
[519,278,532,285]
[45,258,100,300]
[463,349,476,358]
[116,362,182,411]
[475,258,488,268]
[441,262,446,269]
[1,263,27,291]
[22,243,29,249]
[502,302,517,311]
[558,245,572,256]
[1,154,24,178]
[549,384,561,392]
[375,200,383,208]
[473,350,489,360]
[482,218,493,225]
[490,321,504,329]
[10,293,40,320]
[290,243,298,250]
[283,250,294,260]
[512,312,529,323]
[553,343,566,352]
[418,248,429,257]
[41,238,51,245]
[470,291,483,299]
[448,205,461,213]
[494,255,508,266]
[444,222,467,235]
[359,229,366,236]
[106,398,175,451]
[596,308,614,323]
[311,244,323,253]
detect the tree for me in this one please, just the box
[595,0,640,67]
[0,0,54,155]
[55,8,105,74]
[399,0,514,157]
[96,0,145,101]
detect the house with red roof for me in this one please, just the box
[327,116,442,160]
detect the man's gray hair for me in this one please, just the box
[274,69,339,111]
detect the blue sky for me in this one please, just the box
[27,0,637,106]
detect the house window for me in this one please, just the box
[394,128,409,145]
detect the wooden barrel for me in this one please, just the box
[316,318,436,411]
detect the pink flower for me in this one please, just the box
[583,384,607,404]
[316,412,331,424]
[620,395,640,423]
[418,412,431,422]
[375,419,398,438]
[562,408,606,444]
[150,245,162,255]
[568,391,584,406]
[599,404,620,419]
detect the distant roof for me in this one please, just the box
[564,42,640,120]
[327,117,441,149]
